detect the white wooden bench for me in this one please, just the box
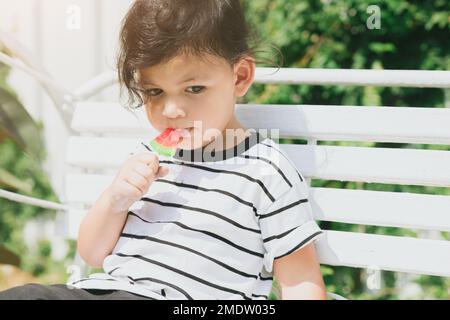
[57,67,450,298]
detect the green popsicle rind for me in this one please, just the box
[149,139,176,157]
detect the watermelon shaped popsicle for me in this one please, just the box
[149,128,185,157]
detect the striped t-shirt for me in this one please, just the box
[67,130,324,299]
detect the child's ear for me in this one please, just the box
[233,57,255,98]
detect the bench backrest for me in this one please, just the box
[62,68,450,278]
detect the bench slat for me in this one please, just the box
[254,68,450,88]
[66,137,144,168]
[65,174,450,232]
[284,144,450,187]
[311,187,450,232]
[237,104,450,145]
[65,174,114,204]
[317,230,450,278]
[71,103,154,134]
[67,137,450,187]
[71,103,450,145]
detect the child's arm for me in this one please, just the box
[76,189,130,268]
[273,243,326,300]
[77,153,169,268]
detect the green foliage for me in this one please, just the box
[0,61,74,284]
[244,0,449,108]
[0,138,75,280]
[242,0,449,299]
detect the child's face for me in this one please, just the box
[138,52,254,151]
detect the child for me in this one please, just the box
[0,0,325,300]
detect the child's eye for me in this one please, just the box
[144,88,162,97]
[186,86,205,94]
[143,86,205,97]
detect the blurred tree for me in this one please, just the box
[242,0,449,299]
[0,58,73,285]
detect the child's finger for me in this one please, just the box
[132,162,155,179]
[134,153,158,166]
[125,171,148,194]
[156,166,169,178]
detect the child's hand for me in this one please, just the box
[104,153,169,213]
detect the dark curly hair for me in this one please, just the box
[116,0,283,109]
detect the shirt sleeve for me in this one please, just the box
[258,180,324,273]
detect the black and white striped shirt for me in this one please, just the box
[68,130,323,299]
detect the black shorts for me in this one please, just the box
[0,283,155,300]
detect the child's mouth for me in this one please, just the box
[175,127,193,138]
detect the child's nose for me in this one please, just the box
[162,100,186,118]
